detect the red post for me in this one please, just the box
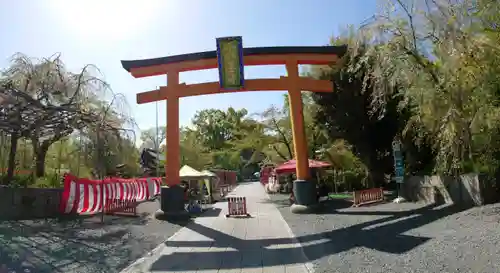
[100,180,105,223]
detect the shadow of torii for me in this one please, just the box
[150,203,467,271]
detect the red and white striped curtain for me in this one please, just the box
[59,174,162,216]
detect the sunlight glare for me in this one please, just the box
[49,0,165,43]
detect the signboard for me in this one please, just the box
[216,36,245,90]
[392,140,404,184]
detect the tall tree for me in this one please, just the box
[191,107,247,151]
[259,104,294,161]
[349,0,500,173]
[283,92,330,158]
[140,126,166,150]
[179,126,211,170]
[310,49,406,185]
[1,53,136,178]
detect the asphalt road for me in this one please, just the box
[268,193,500,273]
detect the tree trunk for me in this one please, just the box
[362,153,386,188]
[35,144,50,177]
[271,117,293,159]
[357,148,387,188]
[31,135,51,178]
[333,169,338,193]
[0,132,6,171]
[6,133,19,183]
[368,167,386,188]
[272,145,289,161]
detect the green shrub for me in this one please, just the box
[0,174,34,188]
[320,169,367,192]
[34,173,63,188]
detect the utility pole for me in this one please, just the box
[155,87,160,178]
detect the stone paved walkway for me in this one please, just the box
[120,181,312,273]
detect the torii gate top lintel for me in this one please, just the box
[121,45,347,104]
[121,45,347,78]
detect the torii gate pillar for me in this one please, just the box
[285,61,318,212]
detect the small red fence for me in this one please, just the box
[213,169,238,186]
[104,199,138,216]
[352,188,384,207]
[219,184,232,197]
[226,197,250,217]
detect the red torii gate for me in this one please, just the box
[121,37,346,215]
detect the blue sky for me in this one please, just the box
[0,0,377,137]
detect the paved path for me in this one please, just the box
[120,181,312,273]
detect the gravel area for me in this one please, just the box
[268,193,500,273]
[0,200,188,273]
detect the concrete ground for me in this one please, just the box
[0,200,188,273]
[268,192,500,273]
[121,181,312,273]
[6,181,496,273]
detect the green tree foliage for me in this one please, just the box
[308,45,407,185]
[259,104,294,161]
[179,126,211,170]
[191,107,248,151]
[346,0,500,174]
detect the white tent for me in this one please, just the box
[180,166,214,199]
[200,170,217,177]
[200,170,218,198]
[179,165,207,179]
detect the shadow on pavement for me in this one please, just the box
[315,199,353,212]
[260,194,354,211]
[149,203,468,271]
[259,196,291,208]
[0,215,149,272]
[195,207,222,218]
[0,201,189,273]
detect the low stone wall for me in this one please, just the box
[0,187,63,220]
[402,173,498,206]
